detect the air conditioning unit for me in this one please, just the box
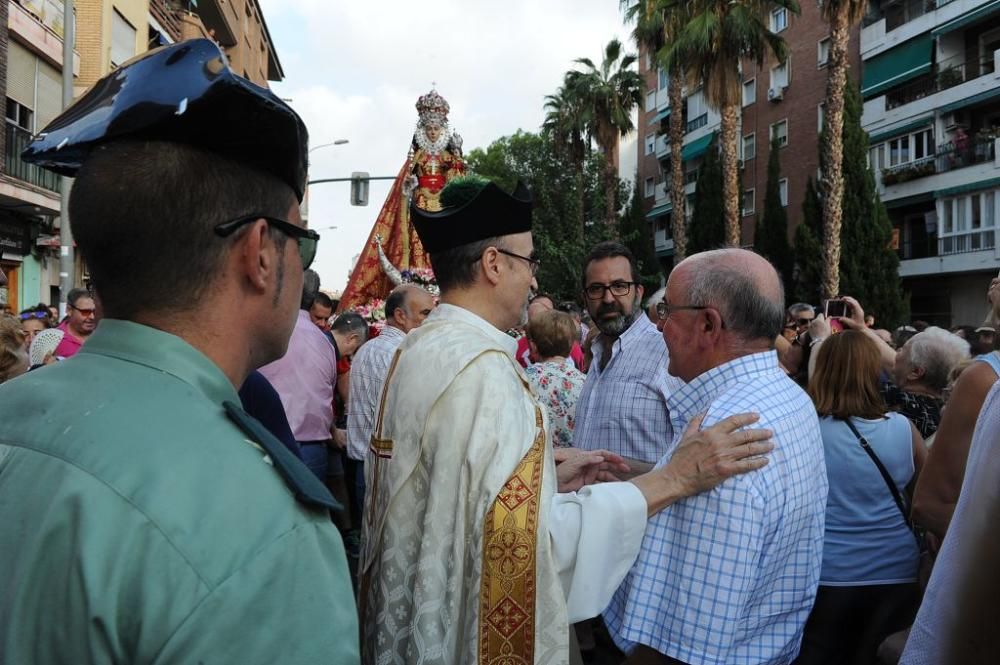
[767,86,784,102]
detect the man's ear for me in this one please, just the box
[480,247,503,287]
[238,219,273,293]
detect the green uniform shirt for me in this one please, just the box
[0,320,359,664]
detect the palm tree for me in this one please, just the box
[819,0,868,300]
[622,0,690,261]
[543,85,589,240]
[565,39,644,234]
[661,0,799,246]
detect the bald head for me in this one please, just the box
[671,248,785,343]
[386,284,436,332]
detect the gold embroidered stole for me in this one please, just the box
[479,407,546,665]
[359,348,402,652]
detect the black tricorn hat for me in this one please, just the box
[21,39,309,201]
[410,180,533,254]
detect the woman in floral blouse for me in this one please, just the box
[524,310,586,448]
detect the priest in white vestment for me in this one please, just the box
[360,176,775,665]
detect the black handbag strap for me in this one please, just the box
[842,417,913,530]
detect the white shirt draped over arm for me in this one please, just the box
[549,482,648,622]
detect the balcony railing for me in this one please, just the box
[936,135,997,172]
[880,135,998,185]
[886,53,996,110]
[941,229,996,254]
[5,123,60,193]
[686,113,708,133]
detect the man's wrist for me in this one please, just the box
[630,467,687,517]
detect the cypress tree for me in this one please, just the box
[792,177,824,305]
[619,178,663,292]
[687,137,725,253]
[835,81,908,328]
[754,136,794,300]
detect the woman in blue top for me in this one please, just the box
[794,331,927,665]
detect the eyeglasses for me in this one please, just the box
[69,305,96,317]
[19,312,49,321]
[496,249,540,276]
[214,215,320,270]
[794,317,814,327]
[584,281,637,300]
[655,301,710,320]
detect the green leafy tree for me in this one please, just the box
[622,0,691,260]
[619,178,663,292]
[465,131,612,301]
[754,136,794,299]
[542,85,588,241]
[835,81,908,327]
[687,138,725,253]
[565,39,644,233]
[660,0,799,246]
[792,177,824,305]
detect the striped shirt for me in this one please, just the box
[346,325,406,462]
[604,351,828,665]
[573,315,682,464]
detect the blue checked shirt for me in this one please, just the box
[573,315,683,463]
[346,325,406,462]
[604,351,828,665]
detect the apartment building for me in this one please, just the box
[862,0,1000,325]
[0,0,78,311]
[637,7,860,275]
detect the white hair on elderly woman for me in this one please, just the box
[905,327,971,392]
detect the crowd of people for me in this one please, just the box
[0,37,997,665]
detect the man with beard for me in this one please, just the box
[573,242,682,475]
[360,178,776,664]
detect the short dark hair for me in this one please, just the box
[332,311,369,341]
[429,236,506,292]
[312,292,334,310]
[557,301,582,317]
[67,289,92,308]
[300,269,320,311]
[69,140,297,319]
[384,288,408,322]
[581,241,640,289]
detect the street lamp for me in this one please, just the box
[310,139,349,153]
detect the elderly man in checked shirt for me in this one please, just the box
[604,248,828,665]
[346,285,435,515]
[574,242,684,474]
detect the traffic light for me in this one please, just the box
[350,172,369,206]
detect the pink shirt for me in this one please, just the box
[54,322,85,358]
[258,310,338,442]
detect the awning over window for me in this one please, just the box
[932,0,1000,37]
[868,116,934,144]
[648,108,670,125]
[940,86,1000,114]
[646,202,672,219]
[682,132,716,162]
[936,176,1000,198]
[861,33,933,98]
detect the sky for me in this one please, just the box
[257,0,633,294]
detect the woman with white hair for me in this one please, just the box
[883,327,971,438]
[912,277,1000,542]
